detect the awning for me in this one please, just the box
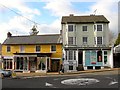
[13,52,52,57]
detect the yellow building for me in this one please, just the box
[2,32,62,73]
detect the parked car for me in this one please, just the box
[0,69,12,79]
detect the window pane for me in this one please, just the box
[36,46,40,52]
[51,45,56,51]
[68,25,73,32]
[97,37,102,44]
[7,46,10,52]
[68,37,73,45]
[83,26,87,31]
[104,51,107,55]
[20,46,24,52]
[97,25,102,31]
[68,51,73,60]
[83,37,87,44]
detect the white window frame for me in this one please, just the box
[94,24,103,31]
[97,36,103,45]
[68,37,73,45]
[82,26,87,31]
[51,45,56,52]
[83,37,88,44]
[20,45,25,53]
[68,24,74,32]
[66,50,76,61]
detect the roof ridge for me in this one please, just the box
[10,34,60,37]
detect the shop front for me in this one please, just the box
[13,53,52,73]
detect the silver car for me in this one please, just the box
[0,69,12,79]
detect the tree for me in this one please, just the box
[114,33,120,46]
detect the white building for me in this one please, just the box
[61,14,113,72]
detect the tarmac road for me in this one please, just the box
[2,70,119,89]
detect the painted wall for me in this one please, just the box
[2,44,62,59]
[62,23,109,47]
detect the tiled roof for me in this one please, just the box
[61,15,109,24]
[3,34,62,45]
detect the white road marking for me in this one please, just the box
[45,82,53,87]
[61,78,99,86]
[109,81,118,85]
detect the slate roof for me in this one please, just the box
[61,15,109,24]
[3,34,62,45]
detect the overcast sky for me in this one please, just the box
[0,0,119,43]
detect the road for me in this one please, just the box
[1,70,120,89]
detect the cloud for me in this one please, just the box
[0,0,41,15]
[43,0,78,17]
[38,18,61,34]
[89,0,118,34]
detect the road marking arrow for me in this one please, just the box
[45,82,53,87]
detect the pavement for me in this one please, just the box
[13,68,120,79]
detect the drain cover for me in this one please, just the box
[61,78,99,86]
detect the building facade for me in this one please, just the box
[61,14,113,72]
[2,32,62,73]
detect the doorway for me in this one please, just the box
[51,59,60,72]
[29,57,37,72]
[78,51,83,70]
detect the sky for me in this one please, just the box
[0,0,119,43]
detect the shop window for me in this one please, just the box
[3,59,12,69]
[104,51,107,64]
[39,62,46,70]
[97,51,102,62]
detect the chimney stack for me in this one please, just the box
[7,32,12,37]
[69,14,74,16]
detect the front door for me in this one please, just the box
[51,59,60,72]
[78,51,83,70]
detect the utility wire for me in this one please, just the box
[0,3,40,26]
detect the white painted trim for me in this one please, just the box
[3,56,13,59]
[51,58,61,60]
[76,50,78,67]
[83,51,85,67]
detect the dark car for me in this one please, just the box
[0,69,12,78]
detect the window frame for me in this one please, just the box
[20,45,25,53]
[68,37,73,45]
[51,45,56,52]
[97,24,103,31]
[97,37,103,45]
[82,26,87,31]
[36,45,41,52]
[7,45,11,52]
[68,25,74,32]
[83,37,88,44]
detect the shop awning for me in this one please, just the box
[13,52,52,57]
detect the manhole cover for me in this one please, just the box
[61,78,99,86]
